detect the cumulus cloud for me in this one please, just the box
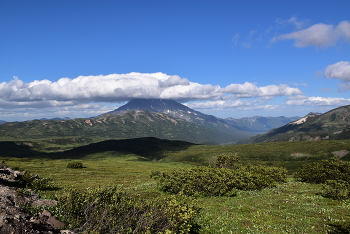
[0,103,112,121]
[184,100,280,115]
[324,61,350,91]
[271,21,350,47]
[286,96,350,106]
[0,73,302,108]
[221,82,303,98]
[0,72,304,120]
[325,61,350,82]
[185,100,251,109]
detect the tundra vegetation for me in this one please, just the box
[2,138,350,233]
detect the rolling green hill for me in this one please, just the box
[2,136,349,171]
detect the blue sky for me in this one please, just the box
[1,0,350,121]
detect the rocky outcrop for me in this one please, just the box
[0,164,68,234]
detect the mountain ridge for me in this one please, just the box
[0,110,250,144]
[238,105,350,144]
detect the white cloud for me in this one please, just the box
[0,72,304,120]
[221,82,303,98]
[325,61,350,91]
[0,73,302,109]
[271,21,350,48]
[287,16,307,30]
[185,100,251,109]
[325,61,350,82]
[184,100,280,115]
[0,103,112,121]
[286,96,350,106]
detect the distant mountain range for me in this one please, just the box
[0,98,310,145]
[2,99,350,145]
[239,105,350,144]
[106,99,300,133]
[224,116,300,132]
[0,117,71,124]
[0,110,252,144]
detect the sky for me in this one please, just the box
[1,0,350,121]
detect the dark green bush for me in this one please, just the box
[294,158,350,183]
[17,172,57,191]
[213,153,241,169]
[322,180,350,200]
[152,167,238,197]
[67,162,84,168]
[152,165,287,197]
[57,185,200,233]
[328,221,350,233]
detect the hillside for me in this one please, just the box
[0,110,252,144]
[239,105,350,144]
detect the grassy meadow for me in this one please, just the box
[2,138,350,233]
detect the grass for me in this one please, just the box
[2,138,350,233]
[196,181,350,233]
[3,154,350,233]
[2,153,193,193]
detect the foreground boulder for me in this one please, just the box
[0,164,67,234]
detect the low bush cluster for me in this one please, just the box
[211,153,241,169]
[66,162,84,168]
[322,180,350,200]
[151,165,287,197]
[328,221,350,234]
[56,185,200,233]
[294,158,350,184]
[294,158,350,200]
[17,172,57,191]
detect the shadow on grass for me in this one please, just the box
[0,137,198,161]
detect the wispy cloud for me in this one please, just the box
[232,33,240,46]
[320,88,333,92]
[271,21,350,48]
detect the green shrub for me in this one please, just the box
[234,165,288,190]
[294,158,350,183]
[17,172,57,191]
[212,153,241,169]
[152,167,238,197]
[322,180,350,200]
[328,220,350,233]
[152,165,287,197]
[57,185,200,233]
[67,162,84,168]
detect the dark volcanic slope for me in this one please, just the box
[106,99,256,139]
[108,99,222,123]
